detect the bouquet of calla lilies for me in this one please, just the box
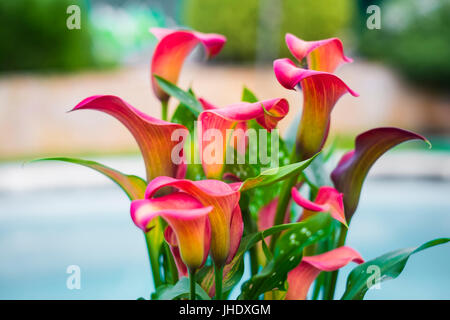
[40,27,449,300]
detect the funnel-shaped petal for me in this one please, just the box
[331,127,430,221]
[198,98,289,178]
[150,28,226,101]
[72,95,187,181]
[274,58,358,160]
[286,246,364,300]
[291,186,347,226]
[285,34,352,73]
[131,192,212,270]
[145,176,242,267]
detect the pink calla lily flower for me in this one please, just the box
[131,192,212,271]
[291,186,347,227]
[144,176,243,268]
[150,28,226,101]
[286,246,364,300]
[285,34,352,73]
[273,58,358,160]
[331,127,430,221]
[72,95,187,181]
[198,98,289,179]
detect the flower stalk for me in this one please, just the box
[189,268,197,300]
[161,100,168,121]
[214,264,224,300]
[144,232,163,288]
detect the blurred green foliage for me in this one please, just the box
[356,0,450,90]
[183,0,355,62]
[0,0,98,72]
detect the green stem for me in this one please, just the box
[269,150,300,251]
[214,264,224,300]
[241,205,259,275]
[324,225,348,300]
[144,232,163,289]
[311,272,324,300]
[189,268,196,300]
[161,100,168,121]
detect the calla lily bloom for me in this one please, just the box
[285,246,364,300]
[199,98,249,155]
[198,98,289,178]
[285,33,352,73]
[72,95,187,181]
[144,176,243,267]
[291,186,347,227]
[150,28,226,101]
[331,127,430,222]
[273,58,358,160]
[131,192,212,271]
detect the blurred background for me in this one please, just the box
[0,0,449,299]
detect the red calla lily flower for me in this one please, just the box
[286,246,364,300]
[291,186,347,227]
[150,28,226,101]
[285,33,352,73]
[72,95,187,181]
[331,127,430,221]
[198,98,289,178]
[144,176,243,268]
[131,192,212,271]
[273,58,358,160]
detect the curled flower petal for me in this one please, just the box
[286,246,364,300]
[164,227,188,278]
[131,192,212,270]
[285,34,352,73]
[331,127,430,221]
[198,98,289,178]
[273,58,358,160]
[72,95,187,181]
[291,186,347,226]
[150,28,226,101]
[145,176,242,267]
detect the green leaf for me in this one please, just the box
[239,153,319,192]
[171,103,198,133]
[238,213,333,299]
[341,238,450,300]
[241,86,258,103]
[154,75,202,116]
[32,157,146,200]
[153,277,211,300]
